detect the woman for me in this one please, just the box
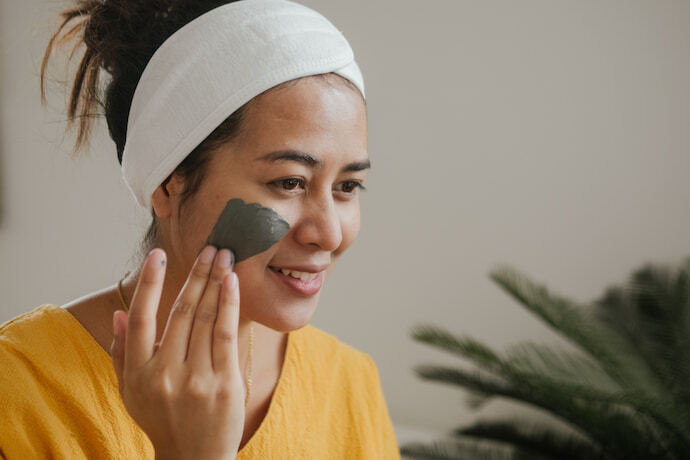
[0,0,399,458]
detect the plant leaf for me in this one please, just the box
[504,342,619,393]
[399,437,554,460]
[488,265,665,396]
[456,418,605,460]
[411,325,504,374]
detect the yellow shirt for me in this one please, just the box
[0,305,400,459]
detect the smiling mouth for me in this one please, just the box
[268,266,320,281]
[267,265,324,296]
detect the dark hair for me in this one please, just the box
[40,0,361,266]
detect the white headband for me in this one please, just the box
[121,0,365,209]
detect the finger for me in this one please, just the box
[213,273,240,373]
[187,249,233,371]
[156,245,217,364]
[111,310,128,389]
[124,248,166,371]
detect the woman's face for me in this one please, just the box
[165,76,368,332]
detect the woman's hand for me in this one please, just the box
[110,246,244,460]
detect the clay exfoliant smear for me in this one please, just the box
[205,198,290,263]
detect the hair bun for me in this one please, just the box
[41,0,234,155]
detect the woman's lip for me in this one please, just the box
[268,266,323,296]
[268,264,329,273]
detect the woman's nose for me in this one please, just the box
[292,194,343,252]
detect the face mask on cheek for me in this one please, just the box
[204,198,291,264]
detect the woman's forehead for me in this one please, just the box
[229,81,367,164]
[246,77,366,128]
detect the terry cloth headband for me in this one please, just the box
[121,0,365,209]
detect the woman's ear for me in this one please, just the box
[151,173,185,218]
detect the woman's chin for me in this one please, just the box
[248,295,320,333]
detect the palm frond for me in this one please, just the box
[504,342,618,393]
[412,327,684,448]
[514,374,689,455]
[413,364,514,398]
[400,437,554,460]
[411,325,504,374]
[408,257,690,460]
[455,419,605,460]
[399,439,477,460]
[489,265,665,395]
[595,259,690,419]
[413,363,678,457]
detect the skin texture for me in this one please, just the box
[108,74,369,456]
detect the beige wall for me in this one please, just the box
[2,0,689,444]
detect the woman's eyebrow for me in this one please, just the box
[255,149,371,172]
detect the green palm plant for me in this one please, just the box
[401,257,690,460]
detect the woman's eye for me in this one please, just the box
[338,181,366,194]
[270,178,305,192]
[269,178,366,195]
[281,178,303,190]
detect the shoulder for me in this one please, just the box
[0,303,110,385]
[0,304,84,375]
[0,305,74,431]
[0,304,64,346]
[0,303,115,411]
[0,305,150,457]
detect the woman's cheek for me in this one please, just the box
[269,201,299,228]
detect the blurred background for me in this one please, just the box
[1,0,689,450]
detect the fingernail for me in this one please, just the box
[148,249,166,268]
[200,245,216,264]
[219,249,231,268]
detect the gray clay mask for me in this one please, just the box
[204,198,290,263]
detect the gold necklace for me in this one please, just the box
[117,271,253,407]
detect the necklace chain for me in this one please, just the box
[117,271,253,407]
